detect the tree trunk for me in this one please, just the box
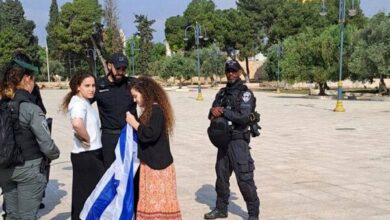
[379,74,388,95]
[91,36,108,74]
[211,74,218,87]
[318,82,327,96]
[179,78,182,89]
[244,57,250,83]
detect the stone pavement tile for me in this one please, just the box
[266,214,323,220]
[291,188,341,201]
[363,181,390,193]
[369,214,390,220]
[310,206,390,220]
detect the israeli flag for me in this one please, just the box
[80,124,140,220]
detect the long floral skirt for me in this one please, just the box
[136,162,182,220]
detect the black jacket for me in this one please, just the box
[94,76,137,130]
[137,104,173,170]
[210,79,255,131]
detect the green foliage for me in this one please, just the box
[46,0,60,59]
[349,13,390,82]
[50,0,102,74]
[165,0,218,52]
[237,0,283,45]
[165,16,187,51]
[279,24,356,95]
[149,54,195,87]
[0,0,39,69]
[124,36,140,76]
[150,43,166,63]
[0,28,26,69]
[169,54,195,82]
[104,27,123,55]
[134,14,155,75]
[103,0,123,54]
[53,0,102,55]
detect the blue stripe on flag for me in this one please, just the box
[85,176,119,220]
[119,161,134,220]
[132,129,138,143]
[119,127,126,162]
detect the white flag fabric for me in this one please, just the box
[80,124,140,220]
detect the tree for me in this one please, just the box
[159,54,195,88]
[0,0,39,69]
[46,0,60,59]
[165,0,218,52]
[237,0,283,45]
[52,0,103,73]
[197,46,226,86]
[349,12,390,95]
[165,15,187,52]
[124,35,140,75]
[103,0,123,55]
[150,42,166,63]
[134,14,155,75]
[280,26,356,95]
[0,29,28,68]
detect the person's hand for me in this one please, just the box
[126,111,140,130]
[210,107,224,118]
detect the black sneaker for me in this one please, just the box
[204,209,228,219]
[248,216,259,220]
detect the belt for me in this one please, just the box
[231,130,250,141]
[101,128,121,135]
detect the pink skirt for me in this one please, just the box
[136,162,182,220]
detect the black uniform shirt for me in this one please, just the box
[210,79,255,131]
[94,75,137,130]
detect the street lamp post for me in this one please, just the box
[184,21,208,101]
[129,37,140,76]
[276,42,283,94]
[45,39,50,82]
[85,48,97,76]
[320,0,356,112]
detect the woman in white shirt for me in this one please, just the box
[61,72,105,220]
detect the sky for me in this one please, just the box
[18,0,390,46]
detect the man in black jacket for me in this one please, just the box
[205,60,260,220]
[93,52,139,213]
[94,53,137,168]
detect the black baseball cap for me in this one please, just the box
[109,53,129,69]
[225,59,242,72]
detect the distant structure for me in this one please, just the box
[164,40,172,57]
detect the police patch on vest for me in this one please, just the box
[242,91,251,103]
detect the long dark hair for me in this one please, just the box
[61,72,96,112]
[130,76,174,136]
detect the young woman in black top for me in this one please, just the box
[126,76,181,220]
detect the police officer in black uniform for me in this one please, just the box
[94,52,137,168]
[204,60,260,220]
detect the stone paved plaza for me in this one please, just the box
[1,88,390,220]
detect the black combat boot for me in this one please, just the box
[204,209,228,219]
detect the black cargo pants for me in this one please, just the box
[215,139,260,217]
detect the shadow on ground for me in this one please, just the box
[195,184,247,219]
[39,179,69,219]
